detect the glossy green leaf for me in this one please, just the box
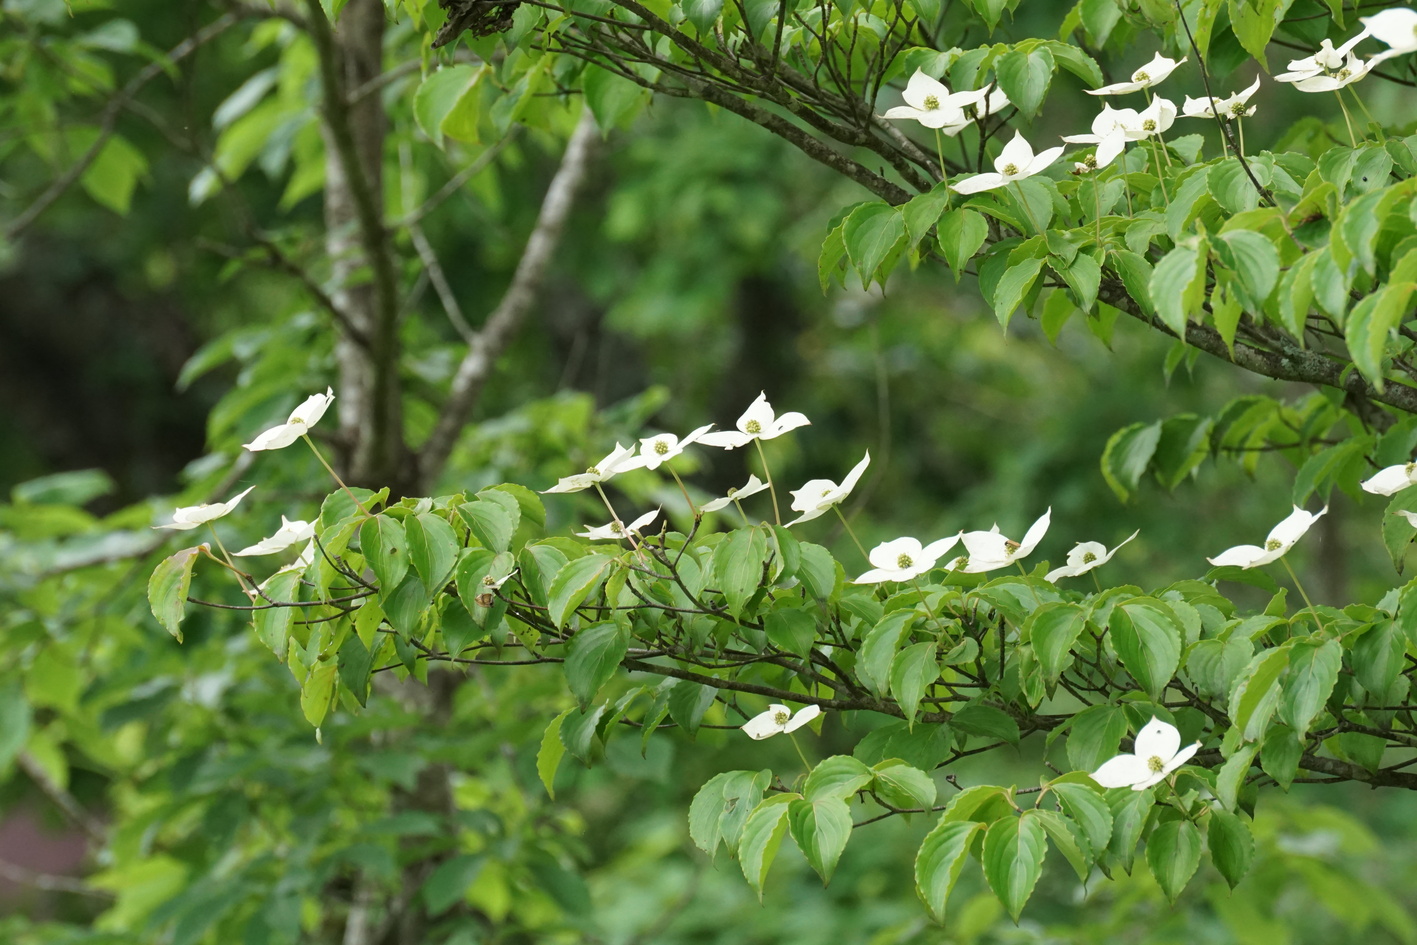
[1146,819,1202,903]
[982,813,1047,922]
[914,819,982,923]
[148,545,202,642]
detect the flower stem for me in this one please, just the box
[668,467,698,519]
[911,576,948,633]
[1334,90,1358,147]
[753,438,782,526]
[1280,556,1327,633]
[934,127,947,182]
[1147,137,1171,205]
[1237,118,1246,159]
[1348,87,1385,142]
[787,731,814,774]
[733,497,752,527]
[302,434,372,518]
[204,525,255,597]
[594,483,640,553]
[1091,175,1103,246]
[833,505,869,562]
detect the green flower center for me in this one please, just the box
[1337,68,1351,80]
[727,487,739,497]
[1082,551,1098,564]
[923,94,940,110]
[1132,69,1150,83]
[745,419,762,434]
[1265,539,1282,551]
[586,465,600,476]
[1147,755,1165,773]
[654,440,670,455]
[1407,462,1416,476]
[1084,153,1098,169]
[1229,102,1248,117]
[611,522,625,534]
[896,553,914,569]
[482,575,498,586]
[820,488,833,497]
[1142,119,1156,131]
[953,555,968,569]
[1002,163,1020,176]
[773,709,790,725]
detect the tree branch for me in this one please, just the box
[419,110,599,486]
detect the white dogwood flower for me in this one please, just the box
[637,424,715,471]
[1362,7,1417,64]
[882,70,992,129]
[156,485,256,530]
[577,509,658,541]
[1207,505,1327,569]
[700,475,771,513]
[947,508,1052,573]
[1182,77,1261,120]
[1091,717,1201,790]
[243,387,335,451]
[700,392,809,449]
[1062,105,1139,169]
[786,451,871,526]
[951,133,1064,195]
[1361,460,1417,496]
[543,443,646,494]
[1045,530,1138,581]
[1086,53,1187,95]
[741,703,822,740]
[853,535,962,584]
[233,515,316,555]
[1275,38,1370,91]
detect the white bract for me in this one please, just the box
[1400,510,1417,528]
[786,451,871,526]
[1062,105,1139,169]
[1181,77,1260,120]
[233,515,316,556]
[1091,717,1201,790]
[882,70,992,130]
[741,703,822,740]
[1207,505,1327,569]
[852,535,962,584]
[1086,53,1187,95]
[699,392,809,449]
[1045,530,1138,582]
[1361,460,1417,495]
[1362,7,1417,63]
[700,475,770,513]
[156,485,256,530]
[543,443,645,494]
[243,387,335,452]
[1275,38,1370,91]
[577,509,658,541]
[947,508,1051,573]
[1129,96,1177,138]
[637,423,715,471]
[950,133,1065,195]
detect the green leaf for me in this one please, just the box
[803,755,875,800]
[422,854,483,916]
[788,795,853,883]
[1346,282,1415,390]
[413,64,485,145]
[1146,819,1202,903]
[1208,808,1255,889]
[992,256,1044,330]
[80,133,147,216]
[995,45,1054,118]
[689,769,771,857]
[459,498,516,553]
[1027,602,1087,683]
[1033,808,1092,882]
[871,759,937,809]
[796,542,840,601]
[1052,782,1113,855]
[563,621,628,708]
[765,609,817,658]
[1149,242,1207,338]
[914,819,982,924]
[148,545,202,642]
[1109,249,1155,317]
[559,704,607,763]
[711,526,770,616]
[1215,230,1280,305]
[1354,619,1406,698]
[252,569,301,658]
[299,659,338,728]
[667,681,717,734]
[1107,787,1153,872]
[890,641,940,727]
[405,513,459,593]
[1109,599,1183,700]
[538,709,572,798]
[1216,743,1258,810]
[937,208,988,280]
[950,703,1020,745]
[903,182,953,248]
[982,813,1047,922]
[682,0,724,32]
[739,794,796,899]
[1100,420,1161,503]
[361,515,410,594]
[1280,638,1340,739]
[547,554,616,628]
[583,65,649,131]
[0,685,32,772]
[1067,704,1129,772]
[859,610,916,696]
[842,203,907,288]
[1228,643,1290,741]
